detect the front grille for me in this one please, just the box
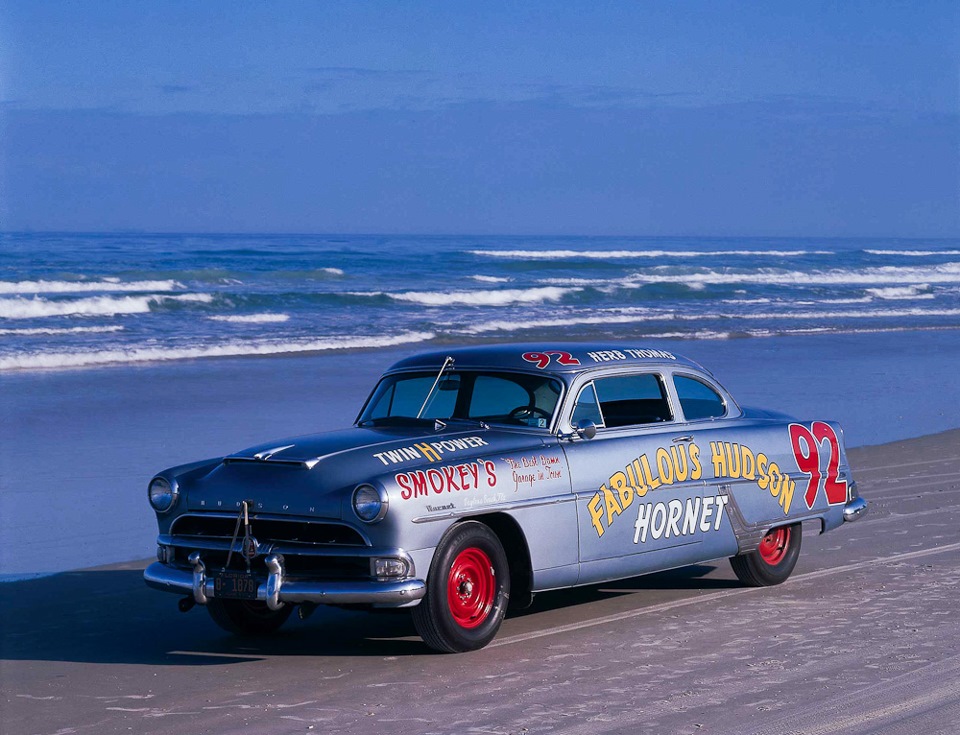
[170,514,366,546]
[170,548,371,579]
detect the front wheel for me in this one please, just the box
[413,521,510,652]
[206,598,293,636]
[730,523,802,586]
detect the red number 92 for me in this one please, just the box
[789,422,848,510]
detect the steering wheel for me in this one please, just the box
[508,405,551,422]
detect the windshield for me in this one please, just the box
[358,370,564,429]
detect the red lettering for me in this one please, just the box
[442,465,461,491]
[396,473,413,500]
[790,423,822,509]
[813,421,848,505]
[522,352,550,369]
[484,460,497,487]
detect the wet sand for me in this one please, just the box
[2,428,958,735]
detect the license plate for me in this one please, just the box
[212,571,259,600]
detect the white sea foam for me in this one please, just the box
[459,304,960,336]
[469,249,827,260]
[208,313,291,324]
[543,263,960,289]
[384,286,580,306]
[0,331,435,371]
[865,250,960,257]
[865,285,934,300]
[469,275,512,283]
[0,293,213,319]
[0,279,182,295]
[0,325,125,336]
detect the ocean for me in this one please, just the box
[3,232,960,578]
[2,232,960,371]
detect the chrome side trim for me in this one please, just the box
[411,494,576,523]
[144,562,426,608]
[843,497,868,523]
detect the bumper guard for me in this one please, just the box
[144,552,426,610]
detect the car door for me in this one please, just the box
[560,371,715,583]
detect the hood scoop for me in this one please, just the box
[223,443,322,470]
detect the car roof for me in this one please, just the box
[385,343,709,376]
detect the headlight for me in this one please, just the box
[353,484,388,523]
[148,476,178,513]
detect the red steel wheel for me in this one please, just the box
[447,547,495,629]
[412,521,511,652]
[730,522,802,587]
[757,526,791,566]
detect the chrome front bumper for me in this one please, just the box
[144,552,426,610]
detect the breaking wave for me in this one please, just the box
[367,286,580,306]
[0,331,435,371]
[469,275,512,283]
[0,325,125,336]
[865,250,960,257]
[469,249,828,260]
[208,313,291,323]
[541,263,960,289]
[0,279,182,295]
[0,293,214,319]
[865,285,934,300]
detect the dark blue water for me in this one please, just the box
[2,233,959,371]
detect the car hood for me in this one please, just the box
[182,425,547,518]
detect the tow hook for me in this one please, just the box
[178,596,196,613]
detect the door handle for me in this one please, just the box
[672,435,694,443]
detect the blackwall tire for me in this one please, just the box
[206,598,293,636]
[412,521,511,653]
[730,523,802,587]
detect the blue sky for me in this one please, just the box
[2,2,957,236]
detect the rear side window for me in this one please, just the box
[674,375,726,420]
[591,374,672,428]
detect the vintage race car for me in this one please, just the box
[144,344,867,652]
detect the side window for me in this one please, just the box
[674,375,726,420]
[571,382,603,426]
[592,374,672,428]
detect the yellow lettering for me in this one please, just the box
[689,442,703,480]
[414,442,442,463]
[671,444,690,483]
[588,493,605,537]
[640,454,662,491]
[602,484,623,524]
[779,476,795,513]
[756,453,769,489]
[711,441,726,477]
[656,447,675,486]
[741,445,756,480]
[610,472,634,511]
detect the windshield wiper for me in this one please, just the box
[416,356,455,419]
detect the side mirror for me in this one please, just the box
[575,419,597,440]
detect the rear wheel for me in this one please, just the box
[413,521,510,653]
[206,599,293,636]
[730,523,802,586]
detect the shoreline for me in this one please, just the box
[3,328,959,580]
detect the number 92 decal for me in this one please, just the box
[789,422,848,510]
[522,351,581,369]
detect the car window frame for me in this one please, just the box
[562,368,676,435]
[667,370,740,423]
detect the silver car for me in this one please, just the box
[144,344,867,652]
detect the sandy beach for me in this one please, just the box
[1,426,958,734]
[3,329,960,579]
